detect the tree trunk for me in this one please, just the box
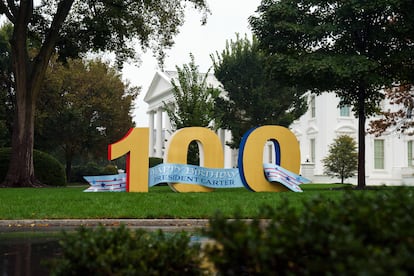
[2,1,39,187]
[3,88,40,187]
[65,153,73,183]
[357,88,367,189]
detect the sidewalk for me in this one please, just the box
[0,219,210,233]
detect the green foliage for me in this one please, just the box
[11,0,211,67]
[213,34,307,148]
[70,162,117,183]
[149,157,163,168]
[164,53,221,130]
[149,158,166,185]
[250,0,414,188]
[35,58,138,181]
[101,164,118,175]
[50,225,206,275]
[0,24,13,147]
[187,141,200,166]
[203,188,414,275]
[0,184,357,219]
[322,135,358,184]
[0,0,209,187]
[164,54,221,164]
[0,148,66,186]
[250,0,414,98]
[34,150,67,187]
[78,162,102,176]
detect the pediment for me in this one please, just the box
[143,71,174,105]
[335,125,357,134]
[306,126,318,135]
[143,70,224,111]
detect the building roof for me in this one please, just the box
[143,70,223,111]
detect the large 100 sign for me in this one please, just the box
[86,126,310,193]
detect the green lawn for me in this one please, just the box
[0,183,394,219]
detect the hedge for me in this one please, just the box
[149,157,163,168]
[71,159,163,183]
[0,147,66,186]
[50,225,205,275]
[203,188,414,275]
[50,188,414,275]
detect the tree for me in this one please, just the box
[368,84,414,136]
[212,34,307,148]
[164,53,220,130]
[0,0,209,187]
[163,53,221,164]
[0,24,14,147]
[250,0,414,189]
[35,58,138,180]
[322,135,358,184]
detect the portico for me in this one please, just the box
[144,71,237,167]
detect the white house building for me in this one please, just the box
[291,92,414,185]
[144,71,414,185]
[143,71,237,168]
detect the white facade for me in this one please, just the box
[291,92,414,185]
[145,71,414,185]
[143,71,237,168]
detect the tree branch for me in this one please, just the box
[6,0,17,19]
[0,0,15,23]
[30,0,74,95]
[11,0,33,94]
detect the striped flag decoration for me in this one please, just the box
[83,173,127,192]
[264,163,311,192]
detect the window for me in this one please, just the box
[374,139,384,169]
[408,141,413,167]
[310,94,316,118]
[310,138,315,163]
[340,105,350,117]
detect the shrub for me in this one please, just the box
[149,157,167,185]
[203,188,414,275]
[101,164,118,175]
[322,135,358,184]
[0,147,66,186]
[80,162,102,176]
[33,149,66,186]
[50,225,206,275]
[70,162,104,183]
[149,157,163,168]
[71,158,162,183]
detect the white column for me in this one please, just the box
[222,130,237,168]
[223,129,232,168]
[165,114,172,132]
[164,108,172,141]
[148,111,155,157]
[155,108,163,158]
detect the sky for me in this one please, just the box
[122,0,262,126]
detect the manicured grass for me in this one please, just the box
[0,183,398,219]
